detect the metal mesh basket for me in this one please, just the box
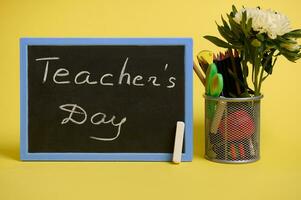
[204,95,263,163]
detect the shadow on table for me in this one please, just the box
[0,141,19,161]
[193,117,205,159]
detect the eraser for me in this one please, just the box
[172,121,185,164]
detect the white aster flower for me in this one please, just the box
[234,7,291,39]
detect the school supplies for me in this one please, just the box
[210,101,227,134]
[214,49,244,97]
[196,49,261,161]
[193,61,206,86]
[219,110,255,141]
[205,63,218,95]
[210,73,223,97]
[197,50,213,73]
[173,121,185,164]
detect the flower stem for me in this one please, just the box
[257,66,265,95]
[253,49,260,96]
[240,50,249,93]
[257,51,275,95]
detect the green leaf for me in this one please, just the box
[227,14,240,29]
[278,45,300,54]
[203,36,233,48]
[277,36,297,44]
[283,29,301,38]
[241,11,247,24]
[265,39,277,49]
[231,5,238,17]
[279,48,301,62]
[261,53,273,74]
[246,18,252,33]
[217,25,232,43]
[227,14,242,38]
[240,11,252,37]
[216,24,242,46]
[264,64,273,74]
[240,11,247,35]
[221,15,230,31]
[256,34,265,42]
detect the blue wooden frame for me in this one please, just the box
[20,38,193,161]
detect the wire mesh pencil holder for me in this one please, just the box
[204,95,263,163]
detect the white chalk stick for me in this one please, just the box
[172,121,185,164]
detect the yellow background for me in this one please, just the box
[0,0,300,199]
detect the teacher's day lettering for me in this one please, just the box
[35,57,176,141]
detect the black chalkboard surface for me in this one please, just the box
[20,38,193,161]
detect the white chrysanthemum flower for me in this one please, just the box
[234,7,291,39]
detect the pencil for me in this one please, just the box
[193,61,206,86]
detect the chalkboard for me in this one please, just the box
[20,38,193,161]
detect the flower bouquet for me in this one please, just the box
[203,5,301,97]
[196,6,301,163]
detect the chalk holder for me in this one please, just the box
[204,95,263,163]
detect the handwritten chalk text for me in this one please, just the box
[60,104,127,141]
[36,57,176,89]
